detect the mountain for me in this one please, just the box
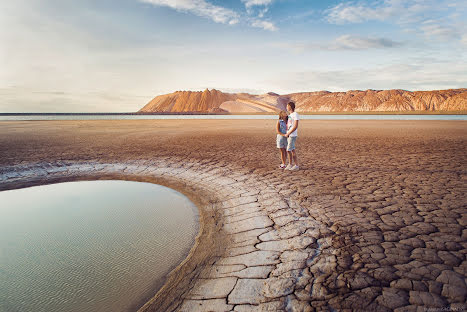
[139,89,289,113]
[139,89,235,113]
[287,89,467,112]
[138,88,467,113]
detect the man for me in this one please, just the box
[285,101,299,171]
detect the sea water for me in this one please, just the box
[0,114,466,121]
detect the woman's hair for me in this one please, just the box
[279,110,288,121]
[287,101,295,112]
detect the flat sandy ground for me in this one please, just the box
[0,120,466,311]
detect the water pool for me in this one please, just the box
[0,180,199,312]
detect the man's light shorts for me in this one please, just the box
[287,136,297,151]
[276,134,287,149]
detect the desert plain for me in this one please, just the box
[0,119,466,311]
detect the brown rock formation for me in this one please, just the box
[139,88,467,113]
[288,89,467,112]
[139,89,236,113]
[139,89,287,113]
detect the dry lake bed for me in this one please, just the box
[0,119,466,311]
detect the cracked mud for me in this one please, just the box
[0,119,466,311]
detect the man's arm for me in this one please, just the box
[286,120,299,137]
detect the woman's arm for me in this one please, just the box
[286,120,299,137]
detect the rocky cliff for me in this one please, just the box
[139,89,236,113]
[287,89,467,112]
[139,88,467,113]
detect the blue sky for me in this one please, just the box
[0,0,466,112]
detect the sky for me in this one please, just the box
[1,0,466,112]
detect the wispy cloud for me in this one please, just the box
[325,0,428,24]
[140,0,278,31]
[280,35,403,52]
[251,19,277,31]
[329,35,402,50]
[325,0,466,42]
[241,0,274,8]
[268,62,467,93]
[326,2,396,24]
[240,0,277,30]
[139,0,239,25]
[257,7,269,18]
[420,20,460,40]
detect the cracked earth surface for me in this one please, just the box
[0,119,466,311]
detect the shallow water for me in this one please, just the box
[0,114,466,120]
[0,180,199,312]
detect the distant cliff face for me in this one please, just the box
[139,88,288,113]
[139,89,236,113]
[139,88,467,113]
[287,89,467,112]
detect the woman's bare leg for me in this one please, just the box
[280,148,286,164]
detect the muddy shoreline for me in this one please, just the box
[0,163,226,312]
[1,120,466,311]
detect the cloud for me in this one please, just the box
[257,7,269,18]
[139,0,239,25]
[325,0,466,43]
[267,62,467,93]
[140,0,277,31]
[330,35,402,50]
[251,19,277,31]
[326,2,396,24]
[241,0,276,30]
[242,0,274,8]
[420,20,460,40]
[325,0,429,24]
[280,35,403,52]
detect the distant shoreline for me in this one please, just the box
[1,111,466,116]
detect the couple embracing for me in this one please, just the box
[276,101,299,171]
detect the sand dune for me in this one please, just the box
[219,101,265,113]
[220,98,280,113]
